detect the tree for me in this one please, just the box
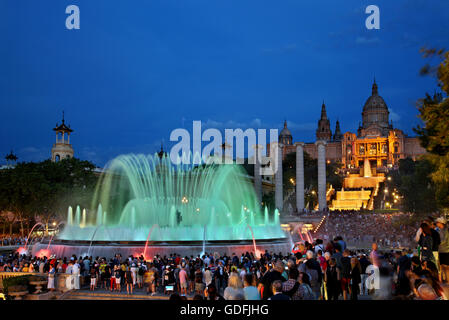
[0,158,98,236]
[414,48,449,209]
[392,158,437,214]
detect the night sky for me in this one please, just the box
[1,0,448,167]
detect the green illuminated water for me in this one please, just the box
[58,153,284,242]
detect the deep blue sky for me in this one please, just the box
[1,0,448,167]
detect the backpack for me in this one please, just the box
[138,267,145,276]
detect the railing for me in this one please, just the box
[0,272,46,290]
[0,272,81,293]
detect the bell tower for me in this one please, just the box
[316,101,332,141]
[51,112,74,162]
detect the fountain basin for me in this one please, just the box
[32,239,291,259]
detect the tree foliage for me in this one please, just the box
[390,158,437,214]
[0,158,98,234]
[414,48,449,209]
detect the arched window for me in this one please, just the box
[55,155,60,162]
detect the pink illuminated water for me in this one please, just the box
[143,224,161,260]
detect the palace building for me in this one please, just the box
[271,79,427,211]
[279,79,426,170]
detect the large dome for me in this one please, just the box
[363,94,388,112]
[361,80,390,134]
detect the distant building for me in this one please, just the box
[51,112,74,162]
[273,79,426,170]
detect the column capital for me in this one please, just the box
[294,142,305,148]
[315,140,327,147]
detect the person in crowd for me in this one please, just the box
[436,217,449,283]
[282,267,300,300]
[125,266,133,295]
[205,284,225,301]
[325,258,340,300]
[350,256,362,300]
[419,223,436,263]
[223,273,245,300]
[137,262,145,289]
[90,265,97,291]
[204,266,213,288]
[114,265,121,292]
[243,273,260,300]
[268,280,290,300]
[179,266,188,296]
[130,263,138,288]
[260,260,286,300]
[65,260,74,290]
[47,264,56,292]
[147,263,158,295]
[340,249,352,300]
[370,242,380,268]
[298,272,315,300]
[194,266,204,295]
[359,253,370,295]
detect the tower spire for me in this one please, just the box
[372,77,378,95]
[316,100,332,141]
[158,141,166,159]
[321,101,327,120]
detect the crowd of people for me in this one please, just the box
[315,211,418,249]
[1,214,449,300]
[0,235,27,246]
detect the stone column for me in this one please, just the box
[315,140,327,211]
[274,142,283,212]
[295,142,305,212]
[252,144,263,203]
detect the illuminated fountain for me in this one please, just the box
[33,153,288,258]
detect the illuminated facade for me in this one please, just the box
[279,79,426,169]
